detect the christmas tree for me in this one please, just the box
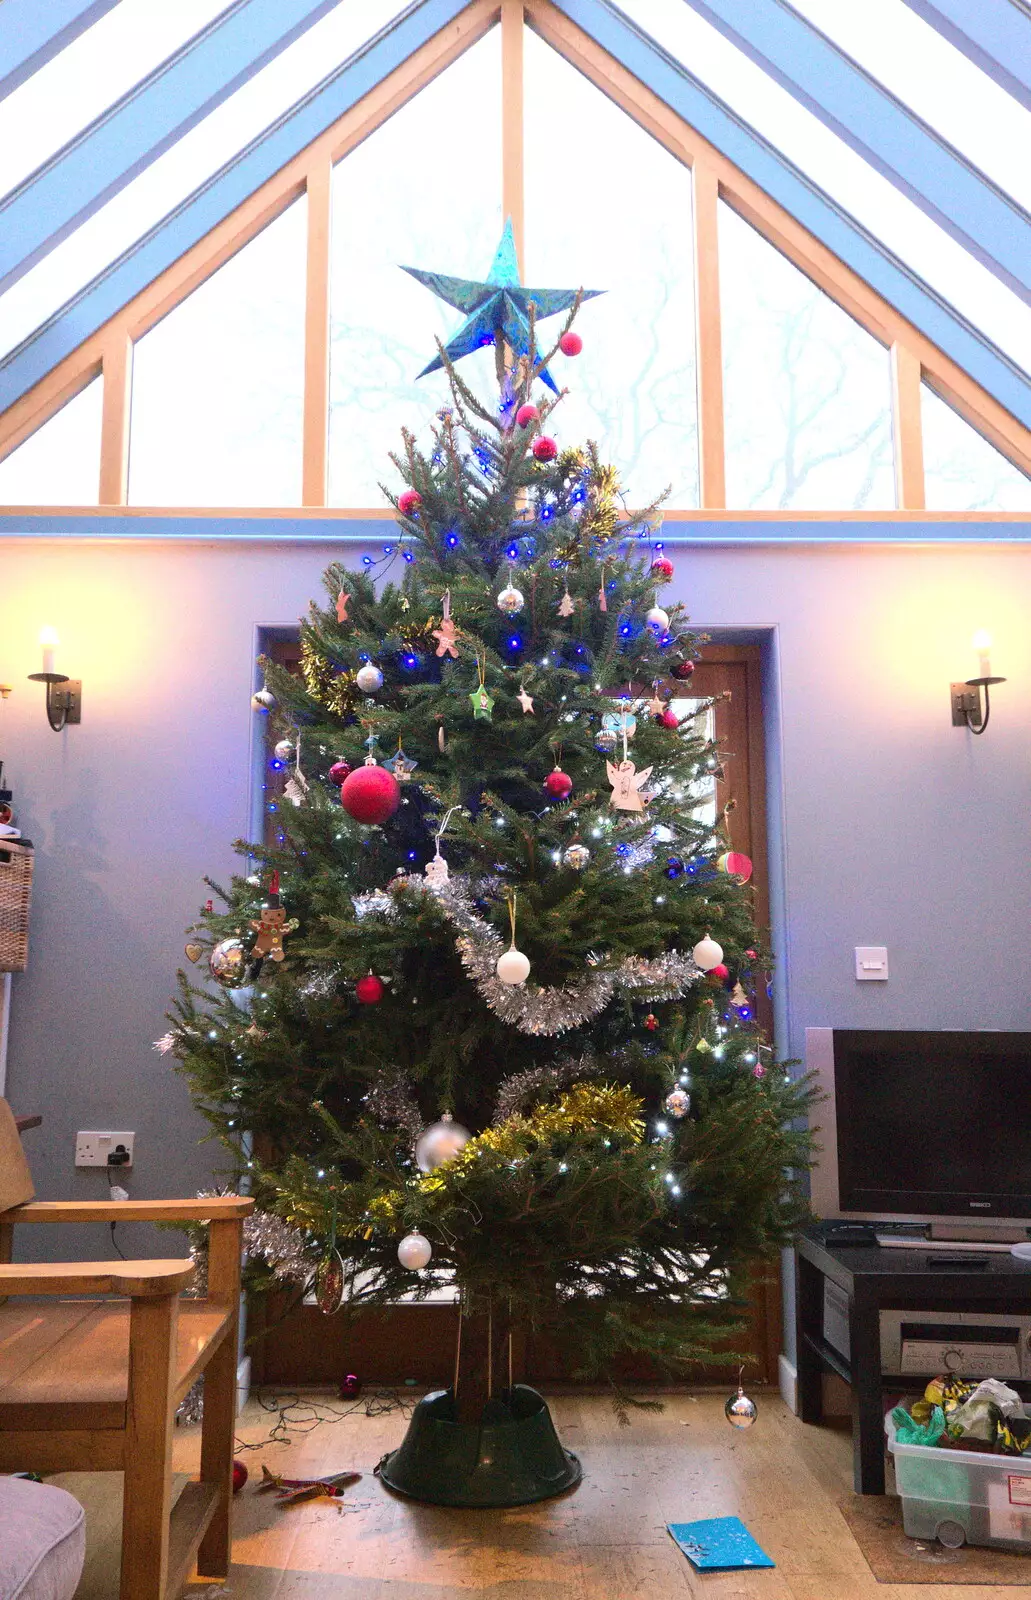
[164,226,815,1497]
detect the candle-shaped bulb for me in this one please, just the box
[39,626,59,676]
[971,628,992,680]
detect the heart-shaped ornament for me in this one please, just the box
[184,942,203,963]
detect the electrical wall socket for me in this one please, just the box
[75,1131,135,1168]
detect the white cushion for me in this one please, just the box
[0,1477,86,1600]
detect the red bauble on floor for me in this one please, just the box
[340,763,401,825]
[232,1460,248,1494]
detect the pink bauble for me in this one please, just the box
[717,851,753,883]
[544,768,573,800]
[515,403,540,428]
[651,556,674,580]
[232,1460,248,1494]
[752,1064,766,1080]
[559,331,583,356]
[532,435,558,462]
[659,708,679,729]
[398,489,422,516]
[356,973,385,1004]
[340,764,400,825]
[328,759,351,785]
[709,963,730,981]
[672,660,695,681]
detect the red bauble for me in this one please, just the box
[341,1372,362,1398]
[709,963,730,980]
[532,435,558,462]
[328,759,351,785]
[340,763,400,826]
[745,948,758,961]
[232,1460,248,1494]
[559,330,583,356]
[717,850,753,883]
[671,659,695,680]
[397,489,422,516]
[544,767,573,800]
[356,973,385,1005]
[659,708,679,729]
[651,556,674,580]
[515,403,540,428]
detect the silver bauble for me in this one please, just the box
[415,1114,471,1173]
[209,938,251,987]
[563,844,591,871]
[397,1231,433,1269]
[355,663,383,693]
[725,1386,758,1429]
[273,739,295,761]
[496,583,525,616]
[251,687,276,712]
[665,1087,691,1119]
[594,729,617,753]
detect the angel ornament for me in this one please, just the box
[606,758,653,813]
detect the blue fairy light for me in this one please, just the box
[383,544,394,554]
[407,850,418,861]
[506,543,519,559]
[619,623,632,637]
[445,531,460,548]
[402,550,415,563]
[507,635,522,650]
[655,540,664,550]
[402,653,420,670]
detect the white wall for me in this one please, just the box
[1,535,1029,1267]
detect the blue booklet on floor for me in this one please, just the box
[667,1516,775,1571]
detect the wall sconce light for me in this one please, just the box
[951,629,1005,736]
[27,627,82,732]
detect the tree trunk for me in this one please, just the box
[453,1299,509,1425]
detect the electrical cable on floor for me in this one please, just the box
[234,1388,417,1453]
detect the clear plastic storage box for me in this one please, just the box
[886,1411,1031,1552]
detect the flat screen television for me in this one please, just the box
[808,1028,1031,1228]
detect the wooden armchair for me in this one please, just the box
[0,1098,254,1600]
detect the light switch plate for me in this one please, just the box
[855,946,888,982]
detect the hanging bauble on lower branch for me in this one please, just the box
[415,1114,470,1172]
[496,889,531,986]
[725,1372,759,1430]
[397,1231,433,1270]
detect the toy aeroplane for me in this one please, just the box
[258,1463,362,1505]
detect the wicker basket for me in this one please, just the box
[0,840,33,971]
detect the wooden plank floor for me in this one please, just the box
[161,1390,1013,1599]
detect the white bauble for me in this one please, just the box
[397,1231,433,1269]
[692,934,724,971]
[415,1115,471,1172]
[496,947,531,985]
[273,739,295,761]
[646,606,670,632]
[496,583,525,616]
[355,663,384,693]
[251,688,276,711]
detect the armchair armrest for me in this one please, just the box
[0,1258,195,1296]
[5,1197,254,1224]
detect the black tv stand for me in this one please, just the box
[795,1225,1031,1494]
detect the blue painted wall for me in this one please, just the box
[2,534,1029,1343]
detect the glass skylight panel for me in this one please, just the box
[921,386,1031,512]
[789,0,1031,215]
[719,204,894,510]
[128,202,306,506]
[0,0,407,366]
[524,31,698,508]
[0,378,102,505]
[0,0,234,200]
[328,31,503,508]
[629,0,1031,376]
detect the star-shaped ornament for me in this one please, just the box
[647,692,664,717]
[335,591,350,623]
[470,686,495,721]
[385,747,418,781]
[402,220,603,393]
[557,588,576,618]
[517,685,534,714]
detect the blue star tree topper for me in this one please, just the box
[402,219,602,392]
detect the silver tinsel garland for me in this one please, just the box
[187,1197,316,1297]
[494,1054,600,1122]
[352,876,704,1036]
[363,1067,424,1145]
